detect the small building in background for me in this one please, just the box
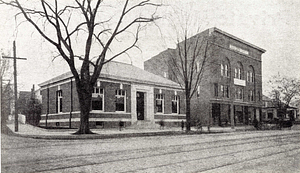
[262,95,298,121]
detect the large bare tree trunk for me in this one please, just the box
[185,98,191,132]
[74,83,93,134]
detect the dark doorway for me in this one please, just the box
[136,92,144,120]
[212,103,221,126]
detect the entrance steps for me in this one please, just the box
[127,120,160,129]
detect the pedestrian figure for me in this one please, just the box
[159,119,165,130]
[119,120,124,131]
[253,118,259,130]
[181,120,184,131]
[197,121,202,132]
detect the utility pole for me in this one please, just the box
[3,41,27,132]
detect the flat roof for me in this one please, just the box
[211,27,266,53]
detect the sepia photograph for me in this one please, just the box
[1,0,300,172]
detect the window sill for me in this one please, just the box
[156,112,164,114]
[90,110,104,113]
[115,111,127,114]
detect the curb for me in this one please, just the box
[4,124,258,140]
[6,130,227,140]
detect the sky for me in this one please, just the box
[0,0,299,96]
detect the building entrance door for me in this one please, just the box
[136,92,144,120]
[212,103,221,126]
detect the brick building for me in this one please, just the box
[145,27,266,127]
[38,61,185,128]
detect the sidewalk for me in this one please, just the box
[5,122,256,140]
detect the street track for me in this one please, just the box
[2,131,300,172]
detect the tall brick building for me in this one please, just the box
[145,27,266,127]
[39,61,186,128]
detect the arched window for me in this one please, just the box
[247,65,255,83]
[235,62,243,80]
[221,57,230,77]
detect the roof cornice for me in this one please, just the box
[210,27,266,53]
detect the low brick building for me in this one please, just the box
[145,27,266,127]
[38,61,185,128]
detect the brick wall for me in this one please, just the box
[144,28,265,126]
[41,80,131,115]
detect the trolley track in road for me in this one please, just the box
[3,132,300,172]
[122,142,300,173]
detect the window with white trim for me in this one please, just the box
[196,62,200,73]
[247,66,254,83]
[214,83,218,97]
[221,64,224,76]
[235,87,243,100]
[221,85,229,98]
[115,89,126,112]
[235,62,243,79]
[155,94,164,113]
[248,90,254,102]
[221,58,230,77]
[56,90,63,113]
[172,95,179,114]
[163,72,168,78]
[92,87,104,111]
[197,86,200,97]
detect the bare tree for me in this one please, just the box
[268,75,300,120]
[165,31,216,132]
[1,0,161,134]
[1,56,13,129]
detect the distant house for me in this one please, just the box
[261,95,278,120]
[262,95,298,121]
[38,61,186,128]
[17,91,31,114]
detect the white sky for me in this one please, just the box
[0,0,299,95]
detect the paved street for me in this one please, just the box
[2,130,300,173]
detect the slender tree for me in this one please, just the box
[165,31,217,131]
[1,0,161,134]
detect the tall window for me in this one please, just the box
[221,64,224,76]
[235,87,243,100]
[221,58,230,77]
[196,62,200,73]
[197,86,200,97]
[249,90,254,102]
[172,95,179,114]
[156,94,164,113]
[221,85,224,96]
[163,72,168,78]
[224,64,228,77]
[221,85,229,98]
[235,62,243,79]
[92,87,104,111]
[214,83,218,97]
[116,89,126,112]
[247,66,255,83]
[56,90,63,113]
